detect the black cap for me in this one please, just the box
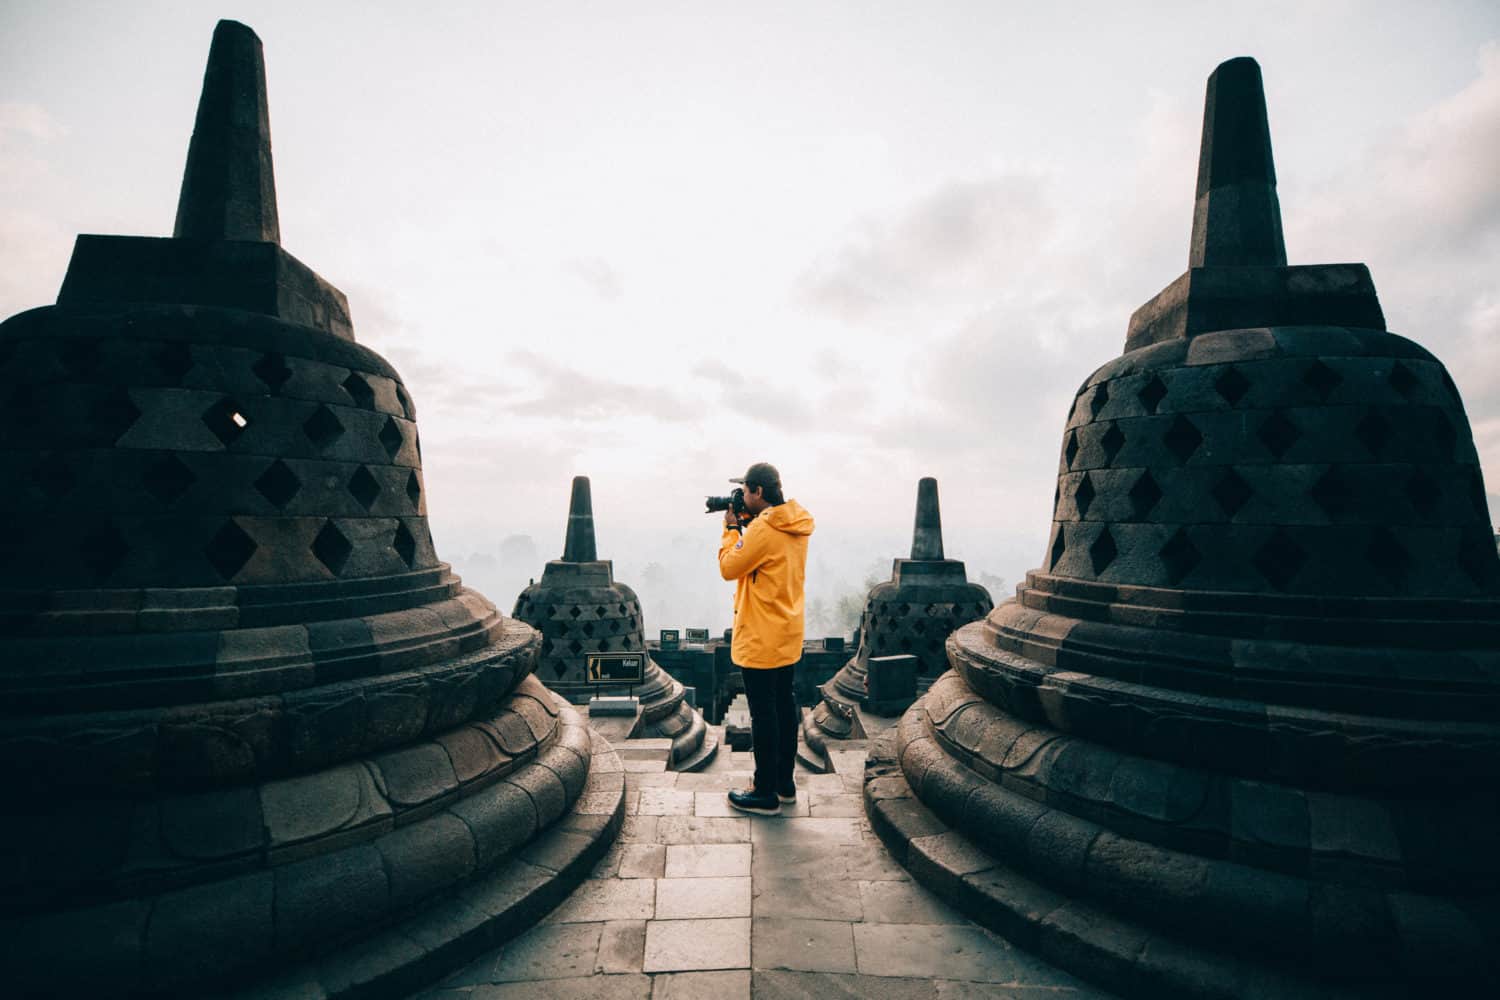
[730,462,781,490]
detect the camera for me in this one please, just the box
[705,487,746,515]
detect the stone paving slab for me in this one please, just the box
[417,727,1108,999]
[643,917,751,972]
[655,876,751,919]
[752,917,857,974]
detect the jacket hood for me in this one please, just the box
[761,499,815,536]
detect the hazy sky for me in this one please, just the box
[4,1,1498,632]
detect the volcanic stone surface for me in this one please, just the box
[868,57,1500,998]
[514,477,718,771]
[0,21,621,997]
[802,479,992,772]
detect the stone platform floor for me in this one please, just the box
[416,729,1108,1000]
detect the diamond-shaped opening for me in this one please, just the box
[1214,367,1251,406]
[1303,360,1342,401]
[92,388,141,443]
[252,352,293,394]
[1355,411,1392,457]
[1128,470,1162,519]
[1138,375,1168,415]
[204,520,257,581]
[1308,468,1354,519]
[1404,473,1440,517]
[79,522,128,580]
[1431,410,1457,461]
[569,605,583,619]
[595,606,608,618]
[202,396,250,447]
[405,470,421,508]
[1212,469,1253,517]
[32,453,73,499]
[1074,473,1096,519]
[583,622,596,637]
[1159,528,1200,585]
[255,459,301,508]
[1163,414,1203,464]
[1367,527,1412,585]
[1064,430,1080,470]
[1088,527,1118,575]
[551,660,568,679]
[1258,412,1301,460]
[142,454,196,505]
[378,416,404,459]
[348,466,381,510]
[1100,423,1126,465]
[303,405,345,450]
[1458,527,1500,589]
[396,385,414,420]
[342,372,375,410]
[392,520,417,567]
[61,338,101,376]
[154,341,194,383]
[1089,382,1110,420]
[1254,530,1307,591]
[312,520,353,576]
[568,639,584,655]
[1388,361,1418,398]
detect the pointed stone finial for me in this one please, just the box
[1189,57,1285,268]
[173,20,280,243]
[911,478,944,561]
[563,476,598,562]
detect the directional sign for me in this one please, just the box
[684,627,710,643]
[659,628,680,649]
[586,652,645,684]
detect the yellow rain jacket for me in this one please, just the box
[718,500,815,669]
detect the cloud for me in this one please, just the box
[503,350,694,422]
[562,256,623,300]
[0,102,67,144]
[794,171,1057,324]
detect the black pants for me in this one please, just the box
[739,663,797,795]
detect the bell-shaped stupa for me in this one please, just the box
[865,57,1500,997]
[514,477,718,769]
[0,22,623,997]
[801,478,991,771]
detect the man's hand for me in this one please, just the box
[724,508,740,530]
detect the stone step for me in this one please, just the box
[614,737,674,762]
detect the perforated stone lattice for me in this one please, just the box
[515,597,646,682]
[857,590,995,675]
[1046,341,1495,596]
[0,320,437,586]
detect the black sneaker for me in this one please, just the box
[727,788,781,816]
[777,783,797,803]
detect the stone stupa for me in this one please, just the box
[865,57,1500,997]
[801,477,992,771]
[514,476,718,770]
[0,22,622,997]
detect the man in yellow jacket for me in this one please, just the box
[717,462,815,815]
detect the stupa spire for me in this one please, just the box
[562,476,598,562]
[1189,56,1285,267]
[910,477,944,561]
[173,19,280,243]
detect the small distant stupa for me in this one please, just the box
[513,476,718,770]
[800,477,991,771]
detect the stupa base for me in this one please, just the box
[864,669,1498,999]
[235,721,625,1000]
